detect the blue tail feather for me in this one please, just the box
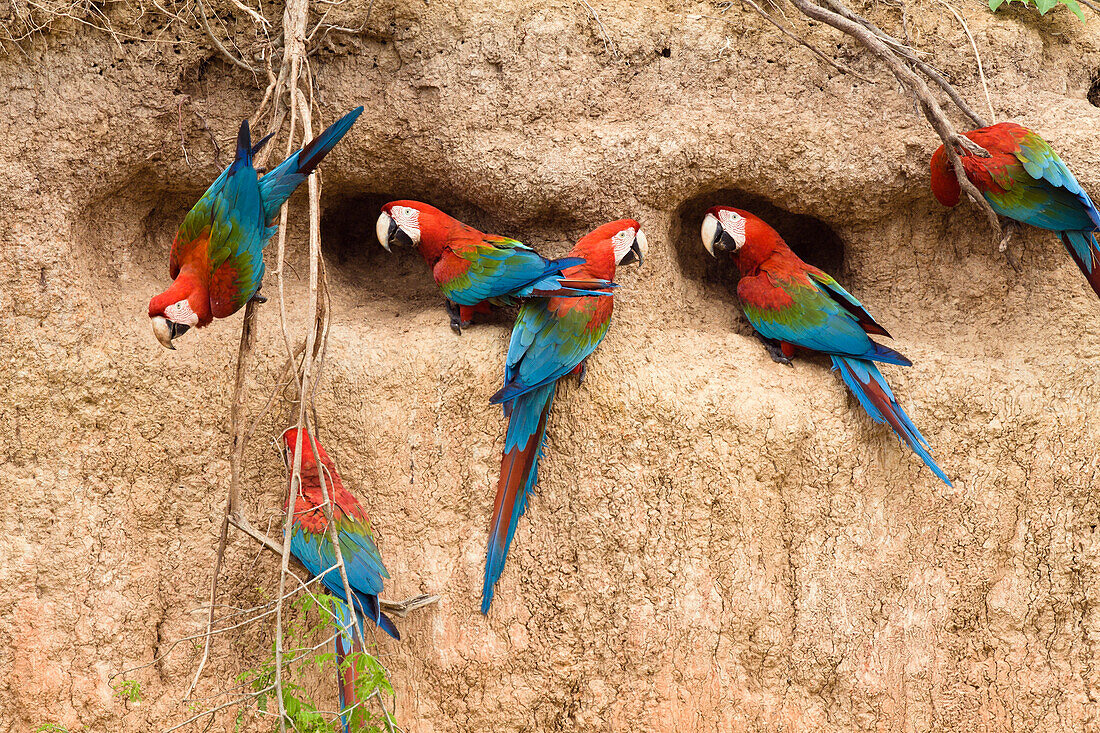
[258,106,363,221]
[482,383,556,614]
[230,119,253,172]
[831,356,951,485]
[1061,231,1100,298]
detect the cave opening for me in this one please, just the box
[671,188,847,303]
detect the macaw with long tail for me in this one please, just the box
[376,201,617,332]
[148,107,363,348]
[931,122,1100,298]
[701,207,951,486]
[279,428,399,733]
[481,220,647,613]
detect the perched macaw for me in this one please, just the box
[931,122,1100,298]
[279,428,398,733]
[148,107,363,348]
[481,220,647,613]
[376,201,617,332]
[701,207,951,486]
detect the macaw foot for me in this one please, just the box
[458,304,487,327]
[756,332,793,366]
[444,300,468,334]
[250,291,268,305]
[571,360,588,384]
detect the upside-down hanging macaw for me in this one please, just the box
[279,428,399,733]
[481,220,647,613]
[701,207,951,486]
[931,122,1100,298]
[375,201,617,332]
[148,107,363,348]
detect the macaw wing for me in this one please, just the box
[440,237,556,303]
[291,516,388,600]
[170,168,231,278]
[497,297,611,401]
[205,168,269,318]
[805,268,891,337]
[1010,129,1100,230]
[740,274,882,359]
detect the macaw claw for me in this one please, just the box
[756,332,793,366]
[444,300,468,334]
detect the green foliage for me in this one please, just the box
[34,725,72,733]
[111,679,143,704]
[235,593,396,733]
[988,0,1085,21]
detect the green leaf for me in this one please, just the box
[1034,0,1057,13]
[989,0,1006,11]
[1061,0,1086,19]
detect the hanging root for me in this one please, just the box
[784,0,1009,249]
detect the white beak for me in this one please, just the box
[151,316,176,350]
[376,211,394,252]
[701,213,720,258]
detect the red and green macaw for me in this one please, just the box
[931,122,1100,298]
[148,107,363,348]
[701,207,951,486]
[279,428,398,733]
[376,201,617,332]
[481,220,647,613]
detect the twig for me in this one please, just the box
[740,0,874,83]
[177,96,191,168]
[185,299,257,699]
[786,0,1003,237]
[229,300,259,520]
[226,0,270,27]
[578,0,619,59]
[935,0,995,125]
[229,514,440,615]
[194,0,258,73]
[819,0,988,127]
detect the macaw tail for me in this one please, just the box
[1060,231,1100,299]
[229,119,255,172]
[831,356,951,486]
[332,595,399,732]
[482,382,557,614]
[258,106,364,222]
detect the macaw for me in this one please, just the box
[279,428,399,733]
[930,122,1100,298]
[701,207,951,486]
[376,201,617,332]
[148,107,363,348]
[481,220,647,613]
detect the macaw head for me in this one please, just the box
[701,207,792,269]
[148,270,211,349]
[376,200,462,265]
[700,206,751,257]
[278,427,329,470]
[929,144,961,207]
[571,219,648,280]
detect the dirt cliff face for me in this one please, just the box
[3,0,1100,730]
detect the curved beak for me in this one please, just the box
[376,211,415,252]
[376,211,396,252]
[151,315,189,350]
[620,228,648,267]
[701,213,738,257]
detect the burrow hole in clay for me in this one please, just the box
[1089,71,1100,108]
[672,188,846,300]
